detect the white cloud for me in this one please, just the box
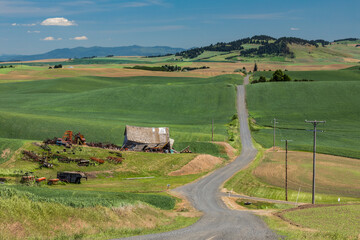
[70,36,88,40]
[290,27,300,31]
[221,13,283,20]
[42,36,62,41]
[43,36,55,41]
[41,17,76,26]
[12,23,36,26]
[27,30,41,33]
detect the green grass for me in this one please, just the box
[279,205,360,239]
[253,68,360,82]
[235,198,293,210]
[0,186,175,209]
[262,213,356,240]
[225,147,360,204]
[246,79,360,159]
[4,141,227,193]
[188,51,227,61]
[0,74,242,146]
[0,192,198,240]
[0,137,27,164]
[173,141,227,158]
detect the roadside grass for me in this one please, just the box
[263,205,360,240]
[235,198,293,210]
[0,186,175,209]
[254,151,360,198]
[224,147,360,204]
[262,214,355,240]
[282,205,360,238]
[246,80,360,159]
[0,75,242,146]
[0,193,198,240]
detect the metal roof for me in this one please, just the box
[124,125,169,144]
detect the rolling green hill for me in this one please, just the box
[246,79,360,158]
[253,68,360,81]
[0,75,242,150]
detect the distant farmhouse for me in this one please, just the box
[122,125,173,152]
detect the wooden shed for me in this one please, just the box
[122,125,173,151]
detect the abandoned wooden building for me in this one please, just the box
[122,125,174,151]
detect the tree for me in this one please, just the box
[258,76,266,82]
[283,74,291,81]
[253,62,258,72]
[270,69,284,82]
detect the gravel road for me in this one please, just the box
[117,75,278,240]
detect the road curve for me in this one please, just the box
[117,75,277,240]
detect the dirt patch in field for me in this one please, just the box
[0,148,23,168]
[1,149,11,159]
[214,142,237,160]
[168,154,222,176]
[1,59,69,64]
[343,57,360,63]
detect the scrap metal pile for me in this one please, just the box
[86,142,122,150]
[22,130,125,169]
[19,171,87,185]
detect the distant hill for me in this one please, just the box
[176,35,332,59]
[0,45,186,62]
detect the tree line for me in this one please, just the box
[175,35,330,59]
[175,35,277,59]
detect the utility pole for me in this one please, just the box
[272,118,279,151]
[305,120,325,204]
[212,119,214,142]
[281,139,292,201]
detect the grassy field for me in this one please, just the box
[0,74,242,147]
[266,205,360,240]
[246,78,360,159]
[1,140,228,193]
[254,151,360,198]
[253,68,360,82]
[225,146,360,204]
[0,137,27,164]
[0,69,241,238]
[0,186,198,240]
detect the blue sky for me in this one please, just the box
[0,0,359,55]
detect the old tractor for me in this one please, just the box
[56,131,86,147]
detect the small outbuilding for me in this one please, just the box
[122,125,173,152]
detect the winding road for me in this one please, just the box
[118,75,278,240]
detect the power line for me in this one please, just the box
[305,120,326,204]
